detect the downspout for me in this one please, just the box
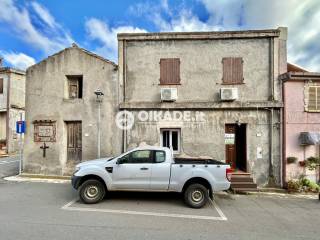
[268,37,275,185]
[269,108,274,182]
[122,40,127,153]
[5,72,10,154]
[281,81,286,187]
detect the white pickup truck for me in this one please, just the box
[71,146,231,208]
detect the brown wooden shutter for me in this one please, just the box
[222,57,243,84]
[160,58,180,85]
[0,78,3,94]
[308,86,320,111]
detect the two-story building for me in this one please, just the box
[23,44,121,175]
[118,28,287,187]
[0,61,26,155]
[281,63,320,183]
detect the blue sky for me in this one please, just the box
[0,0,319,71]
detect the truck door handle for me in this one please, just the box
[140,167,149,170]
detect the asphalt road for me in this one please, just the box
[0,180,319,240]
[0,155,19,178]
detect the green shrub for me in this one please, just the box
[305,157,320,170]
[287,157,298,164]
[299,177,320,192]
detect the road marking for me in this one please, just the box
[61,198,227,221]
[0,160,19,165]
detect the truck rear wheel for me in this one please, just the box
[184,183,209,208]
[79,179,106,204]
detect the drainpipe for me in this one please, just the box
[5,72,10,154]
[269,108,274,180]
[122,40,127,153]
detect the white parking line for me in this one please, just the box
[61,198,227,221]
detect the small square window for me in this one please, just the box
[307,86,320,112]
[160,129,181,154]
[66,75,83,99]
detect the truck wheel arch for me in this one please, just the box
[78,174,107,191]
[182,177,213,199]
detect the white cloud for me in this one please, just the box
[85,18,147,62]
[30,1,56,29]
[129,0,320,71]
[1,52,36,70]
[200,0,320,71]
[0,0,73,55]
[154,9,221,32]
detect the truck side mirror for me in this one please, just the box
[116,158,124,165]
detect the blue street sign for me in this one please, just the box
[16,121,26,134]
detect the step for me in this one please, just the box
[231,182,257,189]
[232,188,260,193]
[231,177,254,183]
[231,172,252,176]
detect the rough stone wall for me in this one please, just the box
[119,31,286,186]
[123,38,272,102]
[125,110,281,186]
[23,47,121,175]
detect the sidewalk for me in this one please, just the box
[4,174,70,184]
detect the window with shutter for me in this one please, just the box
[308,86,320,112]
[222,57,244,84]
[160,58,180,85]
[0,78,3,94]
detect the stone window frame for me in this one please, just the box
[304,82,320,112]
[160,128,181,154]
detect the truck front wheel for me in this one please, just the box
[79,179,106,204]
[184,183,209,208]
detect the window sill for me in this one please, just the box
[221,82,245,85]
[62,98,84,103]
[159,83,181,86]
[305,110,320,113]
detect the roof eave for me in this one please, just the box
[117,29,281,41]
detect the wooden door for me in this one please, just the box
[225,124,236,169]
[67,122,82,163]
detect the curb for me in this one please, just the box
[243,191,318,199]
[4,175,71,184]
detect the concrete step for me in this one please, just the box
[231,176,254,182]
[232,188,260,193]
[231,172,251,176]
[231,182,258,189]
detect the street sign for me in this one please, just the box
[16,121,26,134]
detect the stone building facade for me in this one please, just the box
[23,45,121,175]
[118,28,287,186]
[0,65,25,154]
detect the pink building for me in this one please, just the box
[281,63,320,183]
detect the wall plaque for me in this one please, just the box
[33,120,56,142]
